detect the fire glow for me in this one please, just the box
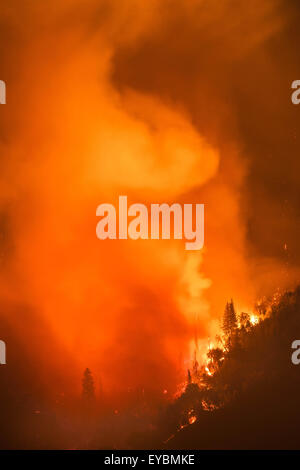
[0,0,294,408]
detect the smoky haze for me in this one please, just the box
[0,0,299,403]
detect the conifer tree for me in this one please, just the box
[222,300,237,338]
[82,368,95,402]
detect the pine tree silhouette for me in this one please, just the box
[222,299,237,339]
[82,368,95,402]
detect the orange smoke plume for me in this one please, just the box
[0,0,298,399]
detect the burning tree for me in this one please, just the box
[207,347,223,373]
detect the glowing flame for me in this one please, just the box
[188,409,197,425]
[201,400,219,411]
[188,415,197,424]
[250,314,259,325]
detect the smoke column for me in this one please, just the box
[0,0,299,398]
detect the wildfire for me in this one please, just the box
[164,408,198,444]
[172,411,197,438]
[188,409,197,425]
[188,415,197,424]
[250,314,259,325]
[201,400,219,411]
[173,381,188,399]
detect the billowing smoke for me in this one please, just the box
[0,0,299,399]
